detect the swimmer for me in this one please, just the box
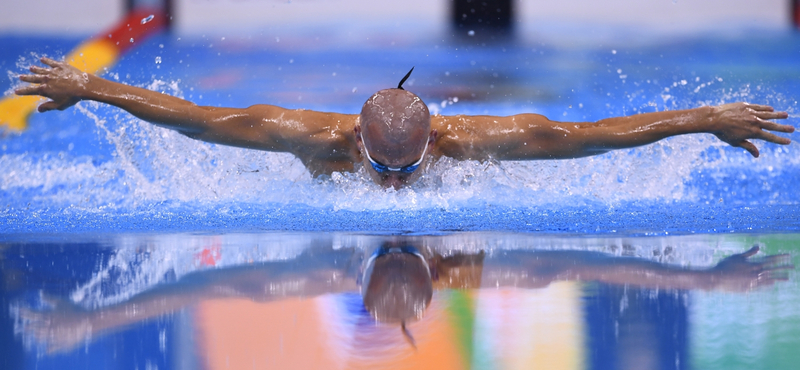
[15,58,794,189]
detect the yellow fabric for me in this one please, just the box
[0,39,118,132]
[66,39,119,74]
[0,95,44,132]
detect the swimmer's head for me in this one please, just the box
[361,244,433,325]
[356,69,436,189]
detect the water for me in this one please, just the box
[1,232,798,369]
[1,29,799,369]
[1,33,798,233]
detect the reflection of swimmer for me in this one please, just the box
[15,59,794,189]
[16,241,791,354]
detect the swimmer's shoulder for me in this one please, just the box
[431,114,491,161]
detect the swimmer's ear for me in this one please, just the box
[397,67,414,90]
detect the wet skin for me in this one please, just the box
[15,57,795,188]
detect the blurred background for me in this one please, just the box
[1,0,796,42]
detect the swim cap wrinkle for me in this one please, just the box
[360,88,430,164]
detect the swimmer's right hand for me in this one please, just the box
[15,57,88,113]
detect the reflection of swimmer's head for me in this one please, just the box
[361,245,433,324]
[358,88,432,188]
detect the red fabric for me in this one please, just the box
[101,8,166,53]
[795,2,800,27]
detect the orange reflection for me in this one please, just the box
[198,297,338,370]
[196,295,465,370]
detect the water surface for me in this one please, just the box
[1,232,798,369]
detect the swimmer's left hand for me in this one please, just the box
[709,102,794,157]
[709,246,793,291]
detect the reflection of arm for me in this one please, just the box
[24,248,359,353]
[481,248,790,291]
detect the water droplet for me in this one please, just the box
[155,56,162,64]
[129,38,134,43]
[141,15,154,25]
[468,30,475,36]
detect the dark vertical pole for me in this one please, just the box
[451,0,514,40]
[794,0,800,28]
[164,0,173,30]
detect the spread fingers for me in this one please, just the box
[745,103,775,112]
[19,74,46,84]
[759,120,795,133]
[40,57,61,67]
[753,110,789,120]
[758,130,792,145]
[738,140,759,157]
[30,65,49,74]
[740,246,760,258]
[14,84,43,96]
[38,101,60,113]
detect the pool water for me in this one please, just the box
[2,232,799,370]
[0,28,799,370]
[1,32,798,233]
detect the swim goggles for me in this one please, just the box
[361,245,430,297]
[360,132,428,174]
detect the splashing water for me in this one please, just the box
[1,35,798,233]
[1,79,797,216]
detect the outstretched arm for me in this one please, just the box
[433,104,793,160]
[482,246,792,291]
[15,57,358,160]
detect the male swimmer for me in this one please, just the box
[15,58,794,189]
